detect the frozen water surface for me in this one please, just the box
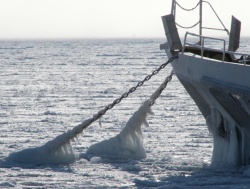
[1,39,250,188]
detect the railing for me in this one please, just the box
[183,32,250,65]
[183,32,226,61]
[233,52,250,65]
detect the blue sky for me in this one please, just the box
[0,0,249,39]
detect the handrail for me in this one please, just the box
[183,32,250,65]
[202,1,229,35]
[183,32,226,61]
[231,52,250,66]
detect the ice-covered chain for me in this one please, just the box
[149,70,174,106]
[73,56,177,135]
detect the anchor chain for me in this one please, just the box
[94,55,177,120]
[149,69,174,106]
[74,56,177,135]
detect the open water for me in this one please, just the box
[1,38,250,188]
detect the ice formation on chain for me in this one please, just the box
[4,100,153,165]
[86,99,154,159]
[5,133,78,165]
[4,118,94,165]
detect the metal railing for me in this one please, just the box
[183,32,250,65]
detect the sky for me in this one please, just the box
[0,0,249,39]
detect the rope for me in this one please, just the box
[176,21,200,29]
[175,1,200,11]
[174,1,200,29]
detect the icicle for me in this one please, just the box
[207,107,243,168]
[62,145,68,154]
[74,135,80,143]
[99,118,102,127]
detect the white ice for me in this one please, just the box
[4,99,154,165]
[86,99,154,159]
[206,107,240,168]
[5,138,77,165]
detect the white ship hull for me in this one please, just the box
[168,51,250,167]
[161,3,250,166]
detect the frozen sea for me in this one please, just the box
[1,38,250,188]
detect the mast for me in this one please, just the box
[199,0,202,37]
[171,0,176,20]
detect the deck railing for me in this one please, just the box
[183,32,249,65]
[183,32,226,61]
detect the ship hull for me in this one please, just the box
[167,51,250,167]
[161,0,250,168]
